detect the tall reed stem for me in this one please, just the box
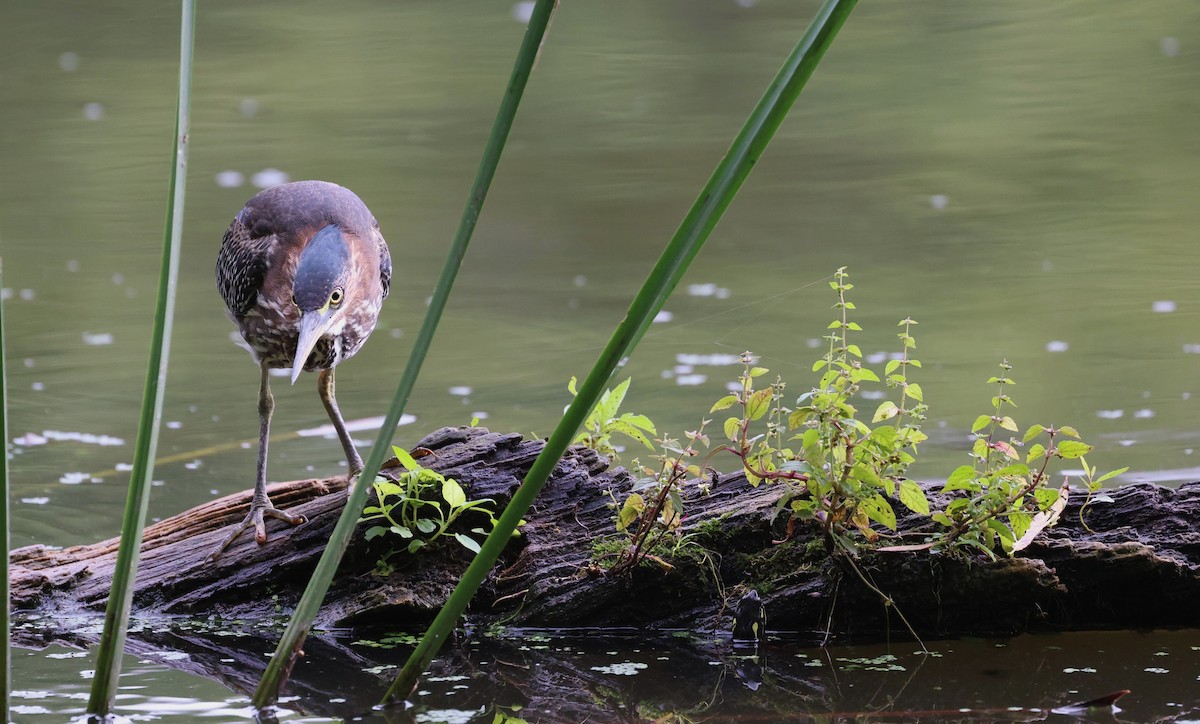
[384,0,859,702]
[251,0,559,708]
[85,0,194,715]
[0,260,10,723]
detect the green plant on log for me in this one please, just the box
[704,267,1125,559]
[360,447,504,575]
[712,267,931,554]
[606,422,717,575]
[569,376,656,462]
[931,364,1128,557]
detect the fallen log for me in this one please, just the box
[10,425,1200,639]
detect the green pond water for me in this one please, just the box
[3,0,1200,720]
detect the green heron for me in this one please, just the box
[213,180,392,555]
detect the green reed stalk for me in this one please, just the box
[383,0,859,702]
[1,261,10,722]
[250,0,559,708]
[85,0,194,716]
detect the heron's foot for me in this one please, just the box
[209,501,308,559]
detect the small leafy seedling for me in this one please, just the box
[360,446,502,575]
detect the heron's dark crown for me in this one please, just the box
[293,225,350,311]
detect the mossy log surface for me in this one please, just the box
[10,426,1200,638]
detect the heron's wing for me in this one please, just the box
[374,224,392,300]
[216,218,274,318]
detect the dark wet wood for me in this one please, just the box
[10,425,1200,639]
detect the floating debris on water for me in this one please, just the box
[21,497,50,505]
[448,386,473,396]
[215,170,245,188]
[82,332,113,346]
[687,283,731,299]
[590,662,648,676]
[1152,300,1177,313]
[1096,410,1124,419]
[15,430,124,447]
[676,374,707,386]
[653,310,674,323]
[298,414,417,438]
[1162,37,1181,57]
[676,353,741,366]
[1134,409,1156,419]
[82,102,104,121]
[930,194,949,210]
[511,1,536,23]
[59,52,79,72]
[1046,340,1069,353]
[251,168,289,188]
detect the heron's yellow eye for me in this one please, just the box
[330,288,344,306]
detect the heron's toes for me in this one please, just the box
[209,502,307,559]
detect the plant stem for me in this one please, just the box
[86,0,194,715]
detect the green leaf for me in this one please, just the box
[932,512,954,527]
[1056,440,1093,459]
[724,416,741,442]
[812,359,828,372]
[987,518,1014,542]
[998,416,1018,432]
[415,518,438,534]
[609,419,655,450]
[749,366,770,378]
[1033,487,1059,510]
[1025,442,1046,463]
[393,445,420,472]
[898,480,930,515]
[407,539,426,554]
[617,493,644,531]
[442,477,467,508]
[710,395,738,413]
[747,388,773,421]
[567,376,578,396]
[971,415,992,433]
[1058,425,1080,438]
[944,465,976,492]
[885,359,901,376]
[860,494,897,531]
[365,526,388,541]
[1095,466,1130,484]
[854,367,880,383]
[846,344,862,358]
[454,533,482,554]
[846,322,863,331]
[905,382,923,402]
[1022,424,1044,443]
[872,401,900,422]
[620,413,656,434]
[391,525,413,539]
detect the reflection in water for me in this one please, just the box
[10,625,1200,722]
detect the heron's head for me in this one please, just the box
[290,224,353,384]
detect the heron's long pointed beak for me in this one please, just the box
[291,310,328,385]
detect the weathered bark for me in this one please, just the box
[10,425,1200,638]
